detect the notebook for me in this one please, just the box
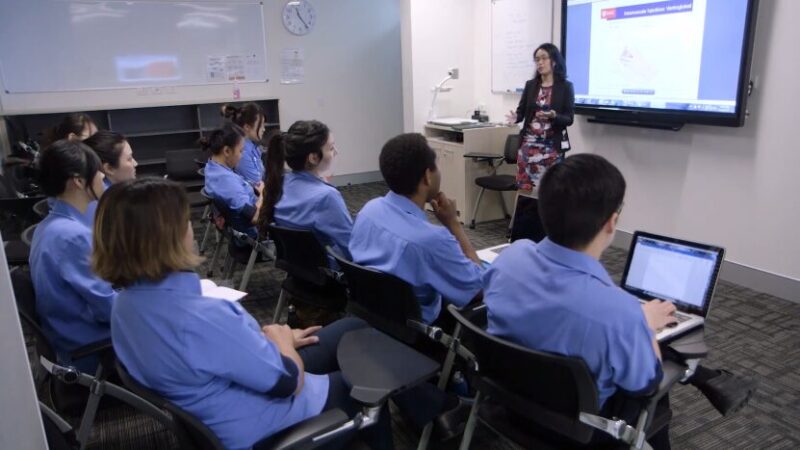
[620,231,725,342]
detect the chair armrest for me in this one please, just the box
[652,359,686,404]
[70,338,113,361]
[263,408,351,450]
[463,152,504,160]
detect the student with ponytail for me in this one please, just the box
[28,140,116,373]
[257,120,352,259]
[221,102,267,185]
[202,123,263,239]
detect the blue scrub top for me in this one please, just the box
[482,238,662,407]
[274,171,353,260]
[349,192,484,324]
[83,177,112,227]
[234,138,265,185]
[111,271,329,450]
[204,159,259,238]
[29,198,117,372]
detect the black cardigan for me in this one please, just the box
[514,78,575,153]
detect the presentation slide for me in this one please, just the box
[625,239,717,307]
[565,0,750,113]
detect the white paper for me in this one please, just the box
[225,55,246,81]
[280,48,305,84]
[207,56,225,82]
[200,279,247,302]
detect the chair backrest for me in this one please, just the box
[165,149,206,181]
[503,134,521,164]
[115,361,224,450]
[267,224,330,286]
[328,248,424,345]
[22,224,37,246]
[449,305,600,444]
[11,269,58,364]
[0,196,44,238]
[33,198,50,219]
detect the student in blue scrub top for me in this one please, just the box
[222,102,267,185]
[257,120,352,260]
[349,133,484,325]
[94,178,392,450]
[28,140,116,374]
[202,123,263,239]
[482,154,757,449]
[82,131,138,223]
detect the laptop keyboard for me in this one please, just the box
[675,311,692,323]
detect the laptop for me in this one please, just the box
[620,231,725,342]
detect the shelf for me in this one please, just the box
[137,158,166,166]
[123,129,202,138]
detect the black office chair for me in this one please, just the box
[196,188,214,255]
[165,149,207,192]
[328,248,474,449]
[463,134,520,229]
[40,402,79,450]
[11,269,134,447]
[267,224,347,326]
[203,193,273,291]
[447,304,682,450]
[116,326,440,450]
[33,198,50,218]
[0,196,44,266]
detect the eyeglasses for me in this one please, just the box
[616,202,625,215]
[534,56,551,63]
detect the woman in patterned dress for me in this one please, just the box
[506,43,575,191]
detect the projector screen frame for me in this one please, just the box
[561,0,760,129]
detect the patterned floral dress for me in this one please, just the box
[516,86,560,190]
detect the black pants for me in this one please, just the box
[297,317,395,450]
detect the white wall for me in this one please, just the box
[401,0,476,133]
[403,0,800,294]
[0,0,403,178]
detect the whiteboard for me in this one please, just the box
[491,0,553,93]
[0,1,267,94]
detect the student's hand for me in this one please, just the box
[291,326,322,349]
[255,181,265,196]
[504,110,517,125]
[430,192,459,228]
[262,324,296,348]
[641,300,677,332]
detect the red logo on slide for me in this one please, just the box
[601,8,617,19]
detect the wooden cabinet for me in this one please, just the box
[424,124,517,224]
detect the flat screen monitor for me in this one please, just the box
[562,0,759,128]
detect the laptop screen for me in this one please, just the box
[622,232,724,316]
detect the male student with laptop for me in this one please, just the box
[482,153,755,449]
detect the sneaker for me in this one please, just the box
[695,370,758,416]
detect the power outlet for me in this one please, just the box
[448,67,460,79]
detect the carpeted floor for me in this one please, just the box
[29,181,800,449]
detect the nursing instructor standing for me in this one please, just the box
[506,43,574,191]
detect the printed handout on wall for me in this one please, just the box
[281,48,305,84]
